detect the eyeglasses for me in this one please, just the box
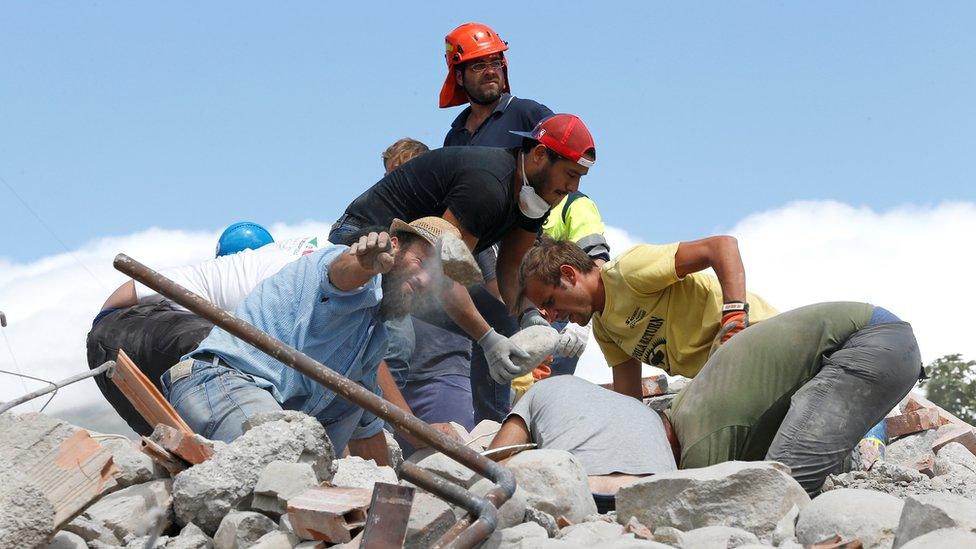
[467,59,505,73]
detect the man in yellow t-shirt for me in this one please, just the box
[518,236,776,399]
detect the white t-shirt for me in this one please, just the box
[135,236,322,311]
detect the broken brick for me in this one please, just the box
[556,515,573,529]
[885,408,942,438]
[139,437,188,476]
[623,516,653,540]
[27,430,121,528]
[811,535,864,549]
[911,454,936,478]
[110,349,194,435]
[150,424,215,465]
[287,486,372,543]
[932,427,976,455]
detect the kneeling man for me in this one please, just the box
[163,217,455,454]
[489,302,922,497]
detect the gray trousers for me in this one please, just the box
[765,321,922,495]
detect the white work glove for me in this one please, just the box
[554,324,587,358]
[349,231,396,274]
[519,308,551,329]
[478,328,530,384]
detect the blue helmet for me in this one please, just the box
[215,221,274,257]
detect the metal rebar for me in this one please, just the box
[0,361,116,415]
[399,461,498,548]
[113,253,515,548]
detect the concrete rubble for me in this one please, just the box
[5,388,976,549]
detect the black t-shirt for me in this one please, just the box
[343,146,545,253]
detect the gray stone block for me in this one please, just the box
[213,511,276,549]
[404,492,455,549]
[892,492,976,548]
[796,488,903,548]
[251,461,319,517]
[330,456,398,490]
[505,449,597,522]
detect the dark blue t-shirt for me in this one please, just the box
[444,94,553,148]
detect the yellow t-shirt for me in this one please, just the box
[592,243,777,378]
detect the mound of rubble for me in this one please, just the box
[3,387,976,549]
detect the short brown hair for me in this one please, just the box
[382,138,429,173]
[518,236,596,291]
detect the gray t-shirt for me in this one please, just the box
[509,376,677,476]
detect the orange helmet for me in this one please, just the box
[439,22,510,108]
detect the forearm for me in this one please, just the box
[441,282,490,339]
[710,237,747,303]
[101,280,137,310]
[487,416,530,450]
[347,431,391,466]
[328,254,379,291]
[611,358,644,400]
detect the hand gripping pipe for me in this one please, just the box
[113,254,515,548]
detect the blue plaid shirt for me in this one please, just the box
[187,245,387,434]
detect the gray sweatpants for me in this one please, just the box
[765,321,922,495]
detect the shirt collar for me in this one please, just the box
[450,94,514,129]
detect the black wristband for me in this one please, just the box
[722,301,749,313]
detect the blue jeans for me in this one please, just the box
[327,214,367,246]
[161,359,364,452]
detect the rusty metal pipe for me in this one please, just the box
[398,461,498,548]
[113,253,515,548]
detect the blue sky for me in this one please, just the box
[1,2,974,263]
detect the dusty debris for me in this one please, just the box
[437,231,483,286]
[252,461,320,517]
[150,424,217,465]
[287,486,371,543]
[891,492,976,548]
[213,510,276,549]
[505,449,597,522]
[330,456,398,491]
[403,491,455,549]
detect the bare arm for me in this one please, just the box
[347,431,392,466]
[487,415,531,450]
[674,235,746,303]
[101,280,137,310]
[611,358,644,400]
[328,232,395,291]
[496,227,538,312]
[438,208,492,339]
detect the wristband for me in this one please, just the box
[722,301,749,313]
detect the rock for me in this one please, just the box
[898,528,976,549]
[213,511,277,549]
[173,411,335,535]
[0,412,81,464]
[482,522,549,549]
[99,438,156,488]
[43,531,88,549]
[470,477,528,528]
[652,526,684,546]
[438,231,483,286]
[82,479,173,541]
[505,449,597,522]
[467,420,502,451]
[383,430,403,468]
[772,504,799,546]
[163,523,213,549]
[415,451,478,488]
[622,517,653,540]
[885,424,957,466]
[795,488,903,548]
[510,326,560,371]
[63,515,120,545]
[331,456,398,490]
[0,474,56,549]
[404,492,455,549]
[680,526,760,548]
[933,441,976,478]
[250,530,300,549]
[644,394,677,412]
[252,461,319,516]
[525,507,559,538]
[558,521,624,543]
[616,461,809,539]
[892,492,976,548]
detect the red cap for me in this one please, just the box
[510,114,596,167]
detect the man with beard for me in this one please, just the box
[162,217,456,453]
[440,22,551,149]
[330,114,597,419]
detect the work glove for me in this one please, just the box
[717,303,750,343]
[349,231,396,274]
[479,328,530,384]
[554,325,587,358]
[518,308,551,330]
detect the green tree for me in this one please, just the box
[921,354,976,424]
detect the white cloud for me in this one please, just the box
[1,202,973,425]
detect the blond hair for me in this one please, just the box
[382,138,430,173]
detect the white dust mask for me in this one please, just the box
[518,153,550,219]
